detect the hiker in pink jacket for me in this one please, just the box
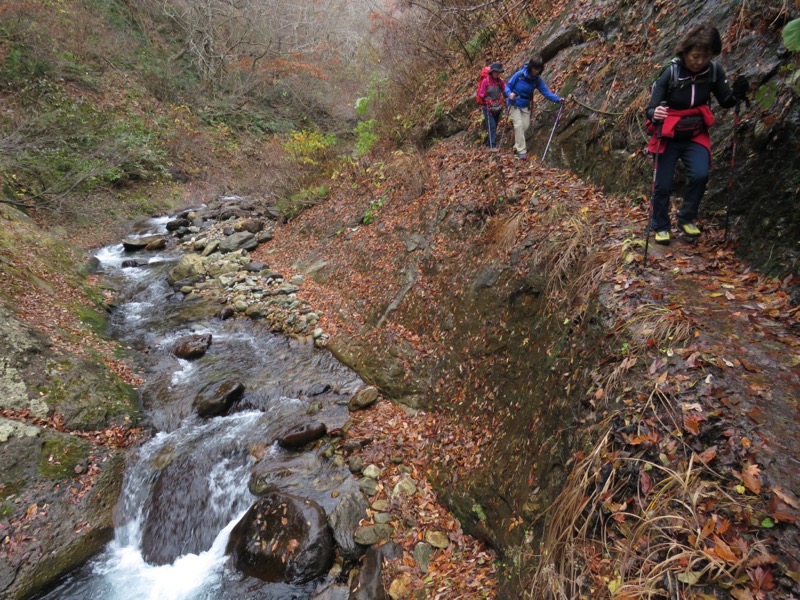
[476,62,507,150]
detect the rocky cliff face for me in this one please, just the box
[515,0,799,275]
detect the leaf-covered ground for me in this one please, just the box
[255,129,799,597]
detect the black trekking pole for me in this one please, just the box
[643,104,666,266]
[542,100,565,161]
[483,106,494,149]
[723,101,741,243]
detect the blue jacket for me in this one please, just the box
[504,66,561,108]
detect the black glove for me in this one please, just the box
[732,75,750,102]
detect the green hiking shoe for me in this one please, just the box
[654,230,670,245]
[679,222,701,237]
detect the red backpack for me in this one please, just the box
[476,66,504,114]
[475,66,491,104]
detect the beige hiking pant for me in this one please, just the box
[509,106,531,155]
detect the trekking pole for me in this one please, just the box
[542,100,565,161]
[483,106,495,149]
[643,104,667,266]
[723,101,741,243]
[493,105,509,150]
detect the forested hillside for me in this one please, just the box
[1,0,798,598]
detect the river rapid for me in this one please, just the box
[37,214,363,600]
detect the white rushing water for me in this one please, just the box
[37,213,361,600]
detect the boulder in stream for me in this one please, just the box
[226,492,334,584]
[192,379,245,418]
[122,235,167,252]
[172,333,212,359]
[277,422,327,449]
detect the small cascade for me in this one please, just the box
[38,212,362,599]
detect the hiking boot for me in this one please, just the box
[517,152,527,160]
[679,222,701,237]
[488,147,500,152]
[654,230,670,245]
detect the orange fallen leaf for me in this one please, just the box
[742,463,762,495]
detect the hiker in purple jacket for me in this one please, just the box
[505,55,564,160]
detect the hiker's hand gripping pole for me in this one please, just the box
[643,103,667,266]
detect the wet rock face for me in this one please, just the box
[140,456,226,565]
[226,492,334,584]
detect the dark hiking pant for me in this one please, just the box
[651,139,710,232]
[483,106,502,148]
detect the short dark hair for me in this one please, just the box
[527,55,544,73]
[675,24,723,57]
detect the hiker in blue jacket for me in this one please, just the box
[505,55,564,160]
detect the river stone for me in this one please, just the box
[391,477,416,498]
[347,386,379,411]
[348,455,363,473]
[166,217,191,231]
[249,453,325,496]
[192,379,245,418]
[122,235,166,252]
[167,253,206,284]
[235,217,264,233]
[219,231,256,253]
[246,261,267,272]
[388,573,413,600]
[226,492,334,584]
[201,240,219,256]
[348,541,402,600]
[359,477,378,496]
[362,464,382,479]
[327,488,369,561]
[274,284,300,295]
[353,524,394,546]
[424,530,449,549]
[371,499,390,512]
[244,303,269,319]
[172,333,212,359]
[413,542,432,573]
[277,422,327,449]
[374,513,393,525]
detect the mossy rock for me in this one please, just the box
[40,356,141,430]
[38,434,92,480]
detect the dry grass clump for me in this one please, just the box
[527,388,770,600]
[623,303,695,352]
[531,211,623,314]
[486,208,525,255]
[385,148,429,200]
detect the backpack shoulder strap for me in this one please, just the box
[710,60,718,83]
[669,57,680,91]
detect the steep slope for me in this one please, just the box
[253,134,799,598]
